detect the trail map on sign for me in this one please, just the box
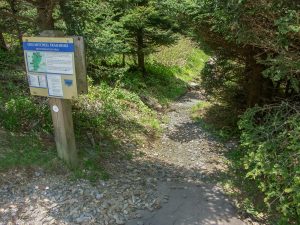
[27,52,47,73]
[23,40,74,75]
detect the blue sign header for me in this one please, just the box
[23,42,74,52]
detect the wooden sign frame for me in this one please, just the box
[22,36,87,99]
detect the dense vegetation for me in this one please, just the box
[178,0,300,223]
[0,0,207,179]
[0,0,299,223]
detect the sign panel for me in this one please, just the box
[47,74,64,97]
[22,37,81,99]
[28,73,47,88]
[44,52,74,74]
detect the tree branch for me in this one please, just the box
[0,10,34,23]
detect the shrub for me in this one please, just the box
[73,82,161,142]
[201,57,246,107]
[0,49,23,72]
[0,96,51,132]
[239,101,300,224]
[88,65,127,84]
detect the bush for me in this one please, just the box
[239,101,300,224]
[88,65,127,84]
[73,82,161,142]
[199,57,246,132]
[201,57,246,107]
[0,96,51,132]
[0,49,23,71]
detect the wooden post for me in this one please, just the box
[74,36,88,95]
[49,98,78,167]
[40,30,78,167]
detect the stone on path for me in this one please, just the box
[0,90,248,225]
[126,90,245,225]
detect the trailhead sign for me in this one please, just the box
[22,33,87,167]
[22,37,86,99]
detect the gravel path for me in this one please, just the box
[126,91,245,225]
[0,90,246,225]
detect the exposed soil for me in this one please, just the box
[126,90,245,225]
[0,90,248,225]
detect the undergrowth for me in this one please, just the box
[0,132,56,171]
[191,98,300,224]
[0,37,208,180]
[190,100,240,141]
[238,102,300,224]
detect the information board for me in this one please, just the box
[22,37,86,99]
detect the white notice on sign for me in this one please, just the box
[28,73,47,88]
[47,74,63,97]
[28,74,40,87]
[38,75,47,88]
[46,52,74,74]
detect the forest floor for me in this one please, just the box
[0,89,254,225]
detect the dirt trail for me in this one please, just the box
[127,90,245,225]
[0,90,246,225]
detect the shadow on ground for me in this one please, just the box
[167,121,216,143]
[0,90,247,225]
[0,147,245,225]
[123,158,244,225]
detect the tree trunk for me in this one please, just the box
[246,64,264,106]
[0,32,8,51]
[36,0,55,31]
[136,29,146,76]
[245,54,273,106]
